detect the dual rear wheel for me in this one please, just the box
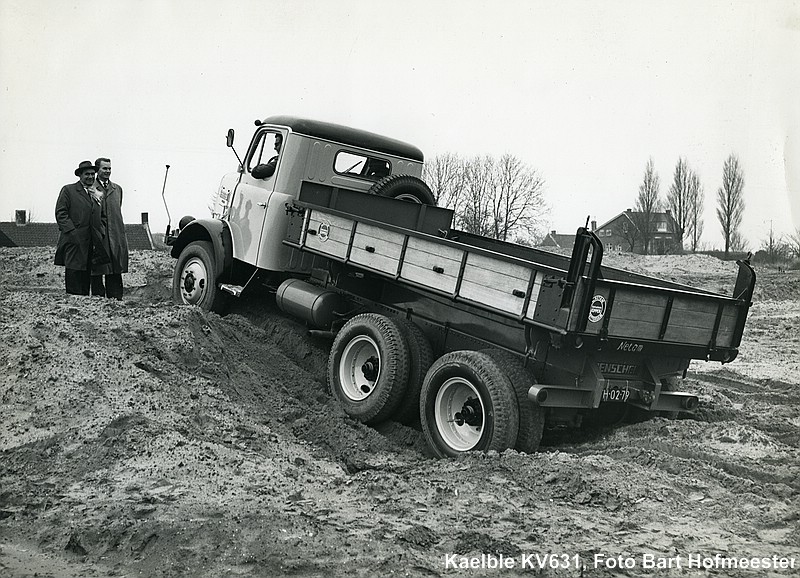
[327,313,544,457]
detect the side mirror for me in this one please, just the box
[226,129,235,148]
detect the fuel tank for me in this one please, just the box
[275,279,345,329]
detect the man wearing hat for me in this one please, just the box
[54,161,111,295]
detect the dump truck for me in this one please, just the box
[168,116,756,457]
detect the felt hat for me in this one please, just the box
[74,160,96,176]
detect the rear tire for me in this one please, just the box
[420,351,519,458]
[393,319,435,425]
[367,175,436,205]
[482,349,545,454]
[327,314,410,425]
[172,240,229,313]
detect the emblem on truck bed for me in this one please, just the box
[318,221,331,242]
[588,294,606,323]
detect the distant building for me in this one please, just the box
[0,210,155,250]
[594,209,680,254]
[539,230,579,251]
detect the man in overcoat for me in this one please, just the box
[92,157,129,299]
[54,161,110,295]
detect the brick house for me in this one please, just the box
[538,230,577,251]
[0,210,155,250]
[594,209,681,254]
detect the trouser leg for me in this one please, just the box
[90,275,106,297]
[65,269,90,295]
[105,274,124,300]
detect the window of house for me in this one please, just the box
[656,222,668,232]
[334,151,391,181]
[622,222,629,233]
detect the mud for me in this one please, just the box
[1,247,798,577]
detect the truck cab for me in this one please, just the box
[170,116,433,309]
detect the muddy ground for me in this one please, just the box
[1,247,798,577]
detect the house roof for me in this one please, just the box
[539,231,576,250]
[0,221,154,250]
[596,210,678,233]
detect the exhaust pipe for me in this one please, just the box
[528,386,548,404]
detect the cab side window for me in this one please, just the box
[334,151,391,181]
[249,132,283,179]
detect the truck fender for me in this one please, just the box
[170,219,233,279]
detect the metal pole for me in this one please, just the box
[161,164,171,237]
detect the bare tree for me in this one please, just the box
[759,221,790,263]
[616,213,639,252]
[424,153,547,242]
[787,227,800,259]
[716,153,745,258]
[423,153,466,209]
[687,172,704,252]
[459,155,496,237]
[634,157,662,254]
[730,229,749,253]
[491,154,547,241]
[666,157,692,250]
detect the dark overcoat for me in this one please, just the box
[54,182,110,270]
[93,180,129,274]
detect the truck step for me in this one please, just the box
[220,284,244,297]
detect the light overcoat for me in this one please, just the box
[93,180,129,274]
[54,182,110,270]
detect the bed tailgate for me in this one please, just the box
[572,263,755,362]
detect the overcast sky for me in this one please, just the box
[1,0,798,250]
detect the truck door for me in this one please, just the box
[227,130,283,266]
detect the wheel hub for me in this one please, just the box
[434,377,487,452]
[454,397,483,427]
[339,336,381,401]
[180,258,208,305]
[183,271,196,293]
[361,356,379,383]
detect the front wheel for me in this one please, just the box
[420,351,519,458]
[172,241,229,313]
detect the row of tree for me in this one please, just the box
[422,151,753,259]
[632,154,746,256]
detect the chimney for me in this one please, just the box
[15,210,27,225]
[141,212,149,225]
[551,230,556,236]
[590,220,597,231]
[626,208,632,213]
[665,209,671,216]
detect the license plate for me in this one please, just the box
[602,386,630,403]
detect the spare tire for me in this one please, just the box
[367,175,436,205]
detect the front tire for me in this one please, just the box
[327,314,410,425]
[172,241,229,313]
[420,351,519,458]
